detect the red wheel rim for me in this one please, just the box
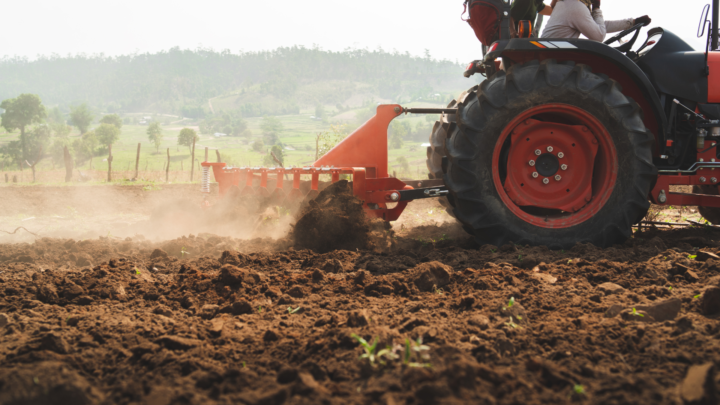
[492,104,618,229]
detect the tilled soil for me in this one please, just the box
[2,224,720,404]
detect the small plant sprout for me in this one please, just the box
[694,294,702,299]
[573,384,586,395]
[507,297,515,308]
[180,247,190,258]
[351,334,379,367]
[518,254,523,262]
[242,361,246,368]
[433,285,444,295]
[631,308,644,317]
[258,306,263,314]
[403,337,432,368]
[287,306,301,315]
[667,286,673,291]
[505,317,519,329]
[688,254,697,260]
[134,267,141,275]
[491,248,497,253]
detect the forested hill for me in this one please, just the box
[0,47,468,117]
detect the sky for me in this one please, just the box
[0,0,709,62]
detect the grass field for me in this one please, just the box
[0,102,445,185]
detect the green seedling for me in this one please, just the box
[516,315,523,320]
[504,317,519,329]
[518,254,523,262]
[134,267,141,275]
[688,254,697,260]
[351,333,380,367]
[561,249,565,254]
[667,286,673,291]
[287,306,301,315]
[631,308,644,317]
[490,248,497,253]
[507,297,515,308]
[567,259,573,264]
[404,337,432,368]
[258,306,263,314]
[180,247,189,258]
[573,384,586,395]
[694,294,702,299]
[433,285,444,295]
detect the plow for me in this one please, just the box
[200,104,452,222]
[201,0,720,249]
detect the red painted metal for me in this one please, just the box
[200,105,413,222]
[492,104,618,228]
[708,52,720,103]
[650,141,720,207]
[504,117,599,212]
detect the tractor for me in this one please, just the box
[203,0,720,249]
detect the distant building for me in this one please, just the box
[214,133,227,137]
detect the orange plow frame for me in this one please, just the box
[201,104,416,221]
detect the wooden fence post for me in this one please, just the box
[216,149,221,162]
[63,146,73,182]
[204,147,208,162]
[166,148,170,182]
[190,138,196,181]
[107,144,113,182]
[134,143,141,180]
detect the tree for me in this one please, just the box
[0,94,47,171]
[263,144,284,167]
[178,128,198,151]
[24,125,51,182]
[95,123,120,147]
[147,122,163,152]
[251,139,264,152]
[69,104,94,134]
[99,114,122,129]
[72,130,97,163]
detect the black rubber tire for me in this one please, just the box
[693,185,720,224]
[427,99,458,180]
[444,59,657,249]
[426,98,464,217]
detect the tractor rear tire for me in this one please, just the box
[426,98,463,217]
[444,59,657,248]
[693,185,720,224]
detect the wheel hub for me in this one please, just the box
[503,118,600,213]
[535,153,559,177]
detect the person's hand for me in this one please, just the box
[634,15,652,26]
[591,0,600,10]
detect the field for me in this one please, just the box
[0,102,444,185]
[0,183,720,405]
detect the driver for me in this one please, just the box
[541,0,651,42]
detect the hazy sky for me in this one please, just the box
[1,0,708,61]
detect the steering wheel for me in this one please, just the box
[604,23,645,53]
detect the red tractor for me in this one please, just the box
[204,1,720,249]
[426,0,720,248]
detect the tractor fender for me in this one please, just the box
[483,38,667,155]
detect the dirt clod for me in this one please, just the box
[292,180,381,253]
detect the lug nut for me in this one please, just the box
[529,160,535,166]
[561,164,568,170]
[700,177,707,183]
[389,192,400,201]
[535,149,542,156]
[557,152,564,158]
[555,175,562,181]
[547,146,554,152]
[532,172,539,178]
[542,178,550,184]
[713,177,718,183]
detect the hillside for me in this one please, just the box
[0,47,471,117]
